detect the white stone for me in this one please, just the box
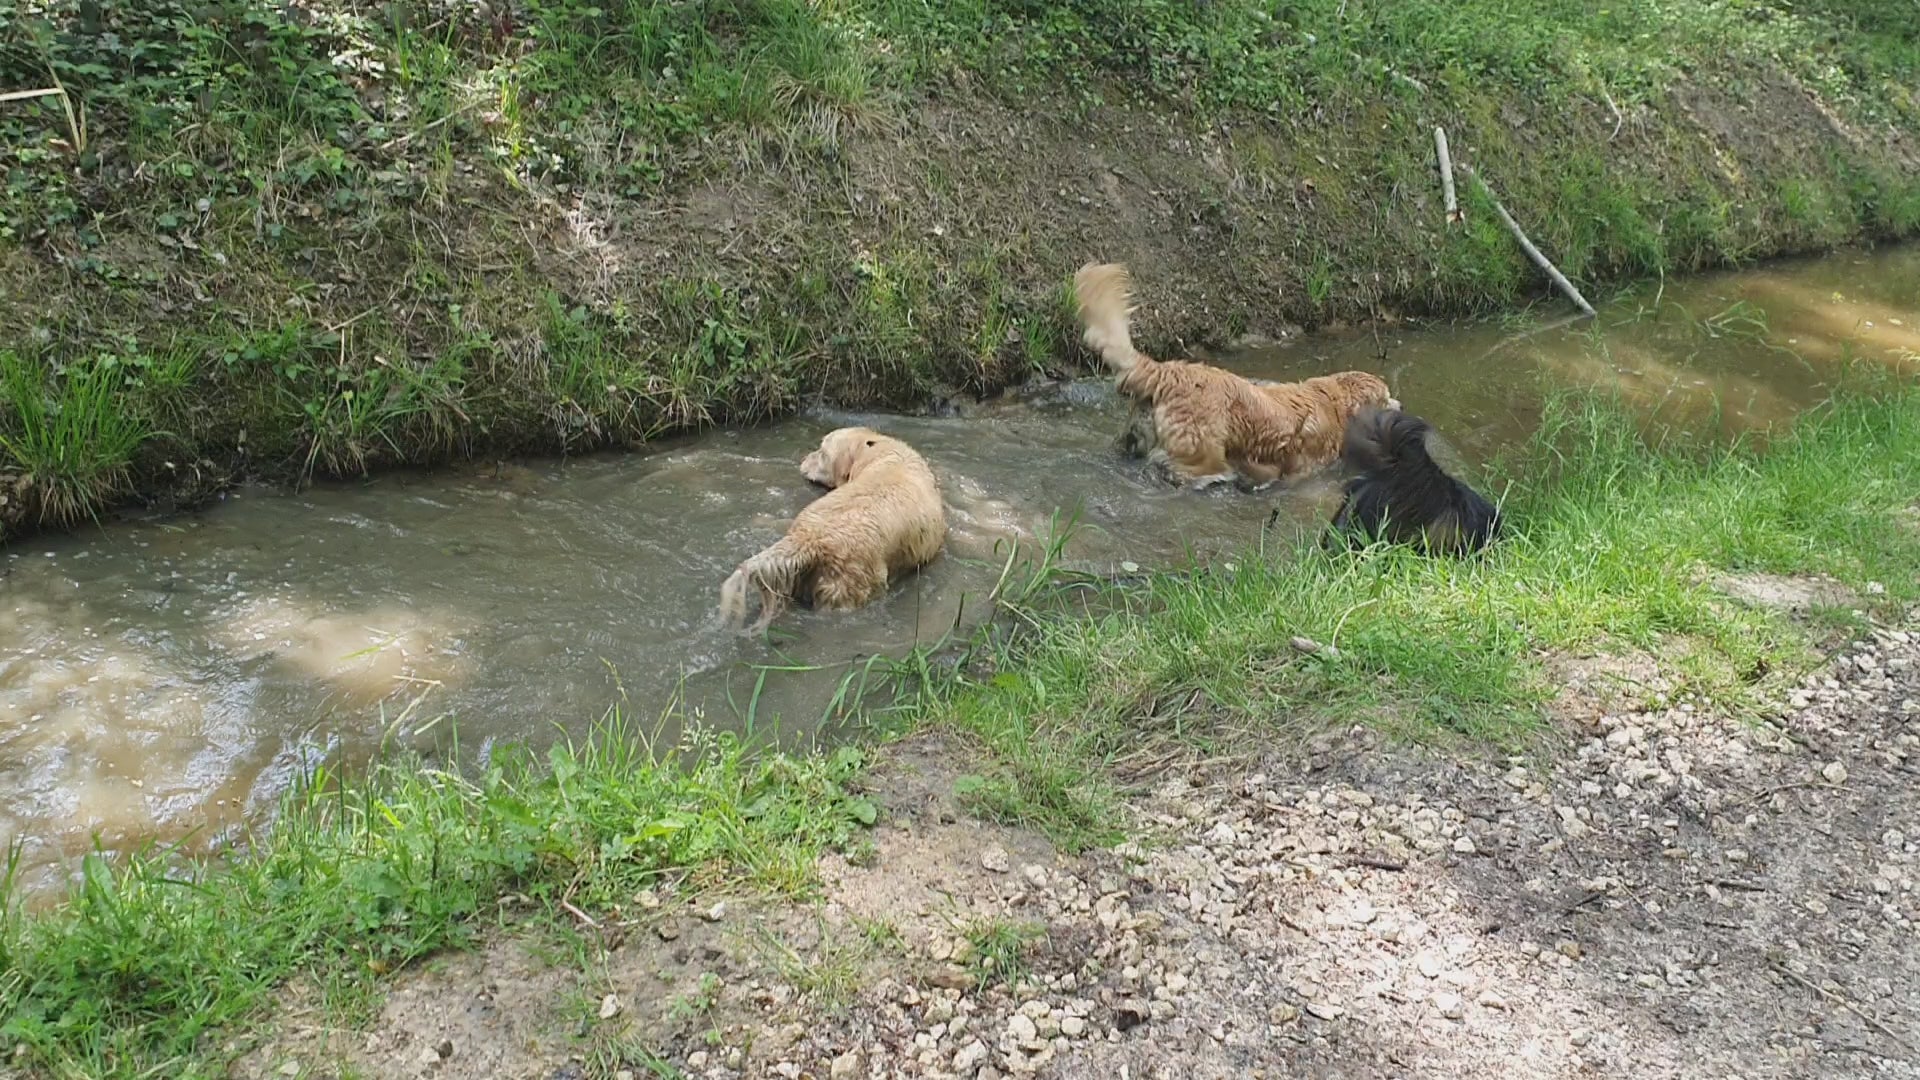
[953,1041,989,1072]
[1006,1014,1038,1044]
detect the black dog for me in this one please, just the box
[1322,408,1501,556]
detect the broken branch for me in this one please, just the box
[559,899,601,929]
[1433,127,1461,224]
[1289,636,1341,660]
[1769,958,1912,1048]
[1459,163,1597,318]
[0,87,64,104]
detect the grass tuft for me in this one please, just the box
[958,916,1046,991]
[0,351,153,524]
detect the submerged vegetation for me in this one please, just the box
[3,0,1919,534]
[6,376,1919,1076]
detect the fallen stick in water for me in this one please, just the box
[1433,127,1461,224]
[1459,163,1597,318]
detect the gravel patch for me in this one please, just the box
[753,621,1919,1079]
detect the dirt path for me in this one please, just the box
[243,616,1920,1080]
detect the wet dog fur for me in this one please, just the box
[1322,408,1502,556]
[1075,262,1399,488]
[718,427,947,632]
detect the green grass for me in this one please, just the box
[0,713,877,1078]
[908,376,1920,845]
[756,920,874,1014]
[958,915,1046,991]
[0,350,154,523]
[4,0,1920,536]
[879,0,1916,117]
[2,378,1918,1075]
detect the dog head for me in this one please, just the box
[1341,406,1430,472]
[800,426,894,488]
[1326,370,1400,412]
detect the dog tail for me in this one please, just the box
[1341,407,1442,476]
[1073,262,1145,374]
[718,536,811,633]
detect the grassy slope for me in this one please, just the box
[5,375,1918,1077]
[2,0,1918,537]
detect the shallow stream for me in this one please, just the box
[4,246,1918,899]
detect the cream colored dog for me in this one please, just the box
[1076,262,1399,488]
[719,427,947,632]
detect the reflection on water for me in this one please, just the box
[3,245,1917,899]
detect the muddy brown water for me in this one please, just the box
[4,247,1918,900]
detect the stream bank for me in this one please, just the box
[4,1,1919,539]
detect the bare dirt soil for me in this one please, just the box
[239,597,1920,1080]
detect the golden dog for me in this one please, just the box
[1075,262,1399,488]
[719,427,946,632]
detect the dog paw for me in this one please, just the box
[1187,473,1238,491]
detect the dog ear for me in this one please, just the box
[832,437,860,485]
